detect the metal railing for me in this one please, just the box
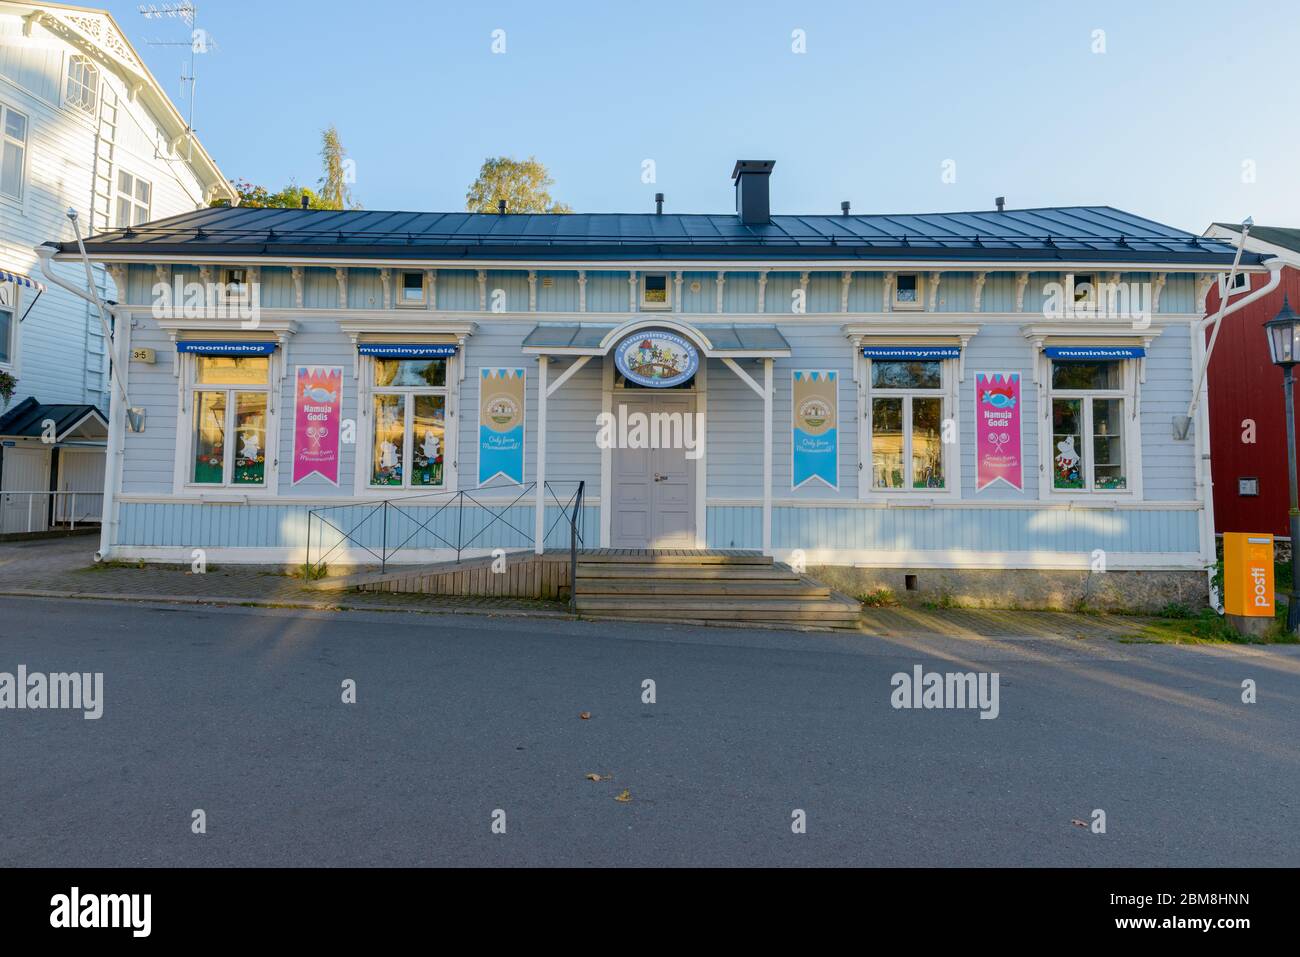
[305,480,586,605]
[0,491,104,534]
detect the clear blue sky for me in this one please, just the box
[103,0,1299,230]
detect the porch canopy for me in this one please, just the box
[521,319,791,554]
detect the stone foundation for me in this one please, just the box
[810,565,1209,613]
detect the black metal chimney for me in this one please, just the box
[497,199,507,214]
[732,160,774,226]
[995,196,1005,212]
[301,192,309,209]
[655,192,664,215]
[840,201,850,216]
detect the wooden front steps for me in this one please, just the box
[574,551,861,628]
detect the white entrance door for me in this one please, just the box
[610,393,697,548]
[1,446,52,533]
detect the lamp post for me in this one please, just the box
[1264,294,1300,632]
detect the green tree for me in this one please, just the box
[213,179,334,209]
[318,125,360,210]
[465,156,572,214]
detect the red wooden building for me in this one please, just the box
[1204,224,1300,538]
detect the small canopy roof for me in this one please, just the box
[0,398,107,441]
[521,319,791,358]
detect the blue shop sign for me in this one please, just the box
[176,341,278,355]
[356,343,458,358]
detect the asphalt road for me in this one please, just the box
[0,597,1297,867]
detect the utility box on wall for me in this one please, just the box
[1223,532,1274,634]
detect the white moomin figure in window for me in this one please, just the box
[1055,435,1080,480]
[239,431,261,462]
[419,430,440,462]
[380,439,399,469]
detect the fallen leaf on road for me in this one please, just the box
[1071,819,1088,828]
[579,711,591,720]
[614,789,632,803]
[585,773,605,782]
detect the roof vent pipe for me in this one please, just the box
[497,199,507,214]
[840,201,850,216]
[301,192,309,209]
[995,196,1005,212]
[655,192,664,215]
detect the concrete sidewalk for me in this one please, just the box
[0,536,1160,639]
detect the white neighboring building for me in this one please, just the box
[0,0,234,533]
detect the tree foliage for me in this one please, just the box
[465,156,572,214]
[212,126,361,210]
[216,179,334,209]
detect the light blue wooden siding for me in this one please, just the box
[846,273,884,312]
[723,272,759,312]
[1138,322,1195,500]
[346,268,382,309]
[762,272,795,314]
[1161,274,1195,313]
[303,268,338,308]
[936,271,974,312]
[118,315,181,494]
[982,272,1016,312]
[436,269,478,310]
[707,505,1198,553]
[807,272,840,313]
[536,271,578,311]
[585,271,629,312]
[680,272,716,313]
[487,270,528,312]
[118,501,597,552]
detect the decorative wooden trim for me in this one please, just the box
[927,271,942,311]
[674,270,683,314]
[477,269,488,311]
[1014,271,1030,312]
[1195,273,1215,314]
[577,270,587,313]
[757,269,768,313]
[292,266,306,308]
[334,267,347,309]
[528,270,537,312]
[972,271,987,312]
[882,272,895,312]
[841,271,853,313]
[716,271,726,313]
[628,270,638,312]
[1151,272,1167,313]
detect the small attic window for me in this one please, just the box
[1072,273,1097,305]
[398,271,425,306]
[894,273,922,310]
[65,56,99,117]
[641,272,670,310]
[1220,271,1250,296]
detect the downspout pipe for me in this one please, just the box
[1184,255,1285,609]
[35,239,127,562]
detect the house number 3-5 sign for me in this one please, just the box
[613,330,699,388]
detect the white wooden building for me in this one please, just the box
[0,0,234,533]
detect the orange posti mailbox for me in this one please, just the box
[1224,532,1274,617]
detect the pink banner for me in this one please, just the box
[292,366,343,485]
[975,372,1022,491]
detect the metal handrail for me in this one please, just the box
[0,491,104,534]
[304,480,586,583]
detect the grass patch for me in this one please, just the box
[291,562,329,581]
[858,587,898,607]
[1122,606,1298,645]
[80,559,147,571]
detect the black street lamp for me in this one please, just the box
[1264,294,1300,632]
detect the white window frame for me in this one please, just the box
[115,170,152,228]
[0,280,18,371]
[181,354,276,492]
[1042,357,1141,499]
[893,273,924,311]
[63,55,99,118]
[0,101,29,204]
[361,353,459,493]
[859,355,960,500]
[640,271,672,311]
[1219,270,1251,297]
[396,271,427,308]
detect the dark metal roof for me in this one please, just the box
[55,204,1254,266]
[0,398,107,439]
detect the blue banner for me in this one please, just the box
[1044,346,1145,360]
[357,343,458,358]
[861,346,960,360]
[176,340,277,355]
[478,368,526,485]
[792,370,838,490]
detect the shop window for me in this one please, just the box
[369,358,448,488]
[1,103,28,201]
[894,274,922,310]
[0,288,13,365]
[116,170,152,227]
[641,273,670,310]
[190,356,270,487]
[65,56,99,117]
[1049,360,1128,491]
[868,360,946,490]
[398,271,425,306]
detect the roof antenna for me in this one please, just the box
[497,199,507,215]
[840,201,850,216]
[655,192,664,215]
[995,196,1005,212]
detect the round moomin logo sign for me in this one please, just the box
[613,330,699,388]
